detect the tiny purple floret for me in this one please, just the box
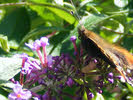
[93,59,98,63]
[108,78,114,84]
[108,72,113,78]
[47,55,53,68]
[88,92,94,98]
[33,39,41,50]
[21,62,33,74]
[98,89,103,94]
[66,78,74,87]
[70,36,76,42]
[19,53,29,61]
[25,43,35,51]
[25,39,41,51]
[42,91,49,100]
[40,37,49,47]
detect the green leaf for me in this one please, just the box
[30,1,62,26]
[0,87,8,100]
[83,90,88,100]
[19,26,67,48]
[122,37,133,51]
[0,0,18,3]
[0,81,15,90]
[81,14,110,30]
[74,79,84,85]
[0,35,10,52]
[111,14,127,27]
[29,1,76,24]
[0,94,8,100]
[126,83,133,94]
[0,57,21,84]
[0,7,30,44]
[94,0,120,13]
[70,14,111,38]
[46,31,70,56]
[93,93,105,100]
[45,6,76,24]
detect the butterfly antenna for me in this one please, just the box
[69,0,82,26]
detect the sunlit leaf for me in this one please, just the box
[0,57,21,84]
[0,35,10,52]
[0,94,8,100]
[29,1,76,24]
[83,90,88,100]
[93,93,104,100]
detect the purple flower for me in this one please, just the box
[25,43,35,51]
[48,75,53,79]
[87,90,94,99]
[8,82,32,100]
[40,37,49,67]
[70,36,76,42]
[88,92,94,98]
[64,54,73,65]
[27,58,41,70]
[70,36,79,60]
[33,97,41,100]
[93,59,98,63]
[116,76,126,82]
[21,62,33,74]
[59,84,64,89]
[47,55,53,68]
[20,53,29,60]
[52,96,56,100]
[33,40,41,50]
[66,78,74,87]
[40,37,49,47]
[9,78,16,84]
[25,39,41,51]
[108,72,113,78]
[97,89,102,94]
[30,61,41,70]
[108,78,114,84]
[38,78,45,84]
[42,91,49,100]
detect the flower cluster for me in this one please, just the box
[8,36,123,100]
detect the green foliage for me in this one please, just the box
[0,35,10,52]
[0,57,21,84]
[0,0,133,99]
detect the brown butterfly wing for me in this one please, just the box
[79,27,133,85]
[80,26,133,69]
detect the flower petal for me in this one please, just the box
[8,93,17,100]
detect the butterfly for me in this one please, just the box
[78,25,133,86]
[69,0,133,86]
